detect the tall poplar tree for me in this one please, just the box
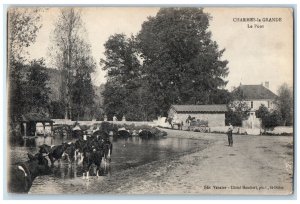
[49,8,95,119]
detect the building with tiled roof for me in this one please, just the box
[232,83,277,112]
[232,82,277,128]
[232,84,277,100]
[168,104,228,127]
[170,105,228,113]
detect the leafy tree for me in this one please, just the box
[9,61,27,121]
[72,57,96,120]
[101,8,230,120]
[23,59,51,115]
[226,87,250,126]
[49,8,96,119]
[8,8,43,62]
[49,101,65,119]
[8,8,44,122]
[209,89,232,104]
[225,110,243,126]
[49,8,83,119]
[101,34,147,120]
[276,83,293,126]
[226,100,250,126]
[256,105,282,129]
[255,104,269,119]
[7,8,45,145]
[266,110,282,128]
[101,34,141,84]
[137,8,229,116]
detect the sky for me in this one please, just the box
[24,7,293,94]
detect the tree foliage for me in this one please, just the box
[8,8,43,62]
[9,61,27,121]
[49,8,96,119]
[276,83,293,126]
[255,104,269,119]
[8,8,44,122]
[256,105,282,128]
[101,8,230,120]
[226,88,250,126]
[23,59,51,115]
[137,8,229,116]
[49,101,65,119]
[72,57,96,120]
[101,34,152,121]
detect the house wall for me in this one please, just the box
[241,100,275,129]
[242,114,262,129]
[171,113,226,127]
[244,100,276,112]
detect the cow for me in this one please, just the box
[82,142,103,179]
[74,138,95,164]
[101,138,113,173]
[101,138,113,162]
[39,143,69,166]
[8,153,51,193]
[63,142,76,163]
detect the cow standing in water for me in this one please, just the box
[39,143,69,166]
[9,153,51,193]
[82,142,103,179]
[101,137,113,172]
[63,142,76,163]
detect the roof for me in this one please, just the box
[20,113,53,123]
[170,104,228,113]
[233,85,277,100]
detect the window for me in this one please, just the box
[251,101,253,108]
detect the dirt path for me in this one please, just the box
[107,129,293,195]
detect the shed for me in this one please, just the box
[20,113,54,137]
[168,104,228,127]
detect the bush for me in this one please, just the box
[53,124,72,137]
[225,110,246,126]
[9,124,24,146]
[256,105,282,128]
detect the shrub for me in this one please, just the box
[256,105,282,128]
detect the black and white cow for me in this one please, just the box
[82,142,103,179]
[39,143,69,166]
[8,153,51,193]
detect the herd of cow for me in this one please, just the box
[8,128,158,194]
[9,130,114,193]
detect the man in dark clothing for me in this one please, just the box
[227,123,233,147]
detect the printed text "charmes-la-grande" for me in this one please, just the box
[233,18,282,22]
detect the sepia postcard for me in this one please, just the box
[5,6,294,197]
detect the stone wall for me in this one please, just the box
[52,119,155,127]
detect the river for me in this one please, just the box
[9,134,209,194]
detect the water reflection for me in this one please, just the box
[11,135,208,194]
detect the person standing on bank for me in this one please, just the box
[227,123,233,147]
